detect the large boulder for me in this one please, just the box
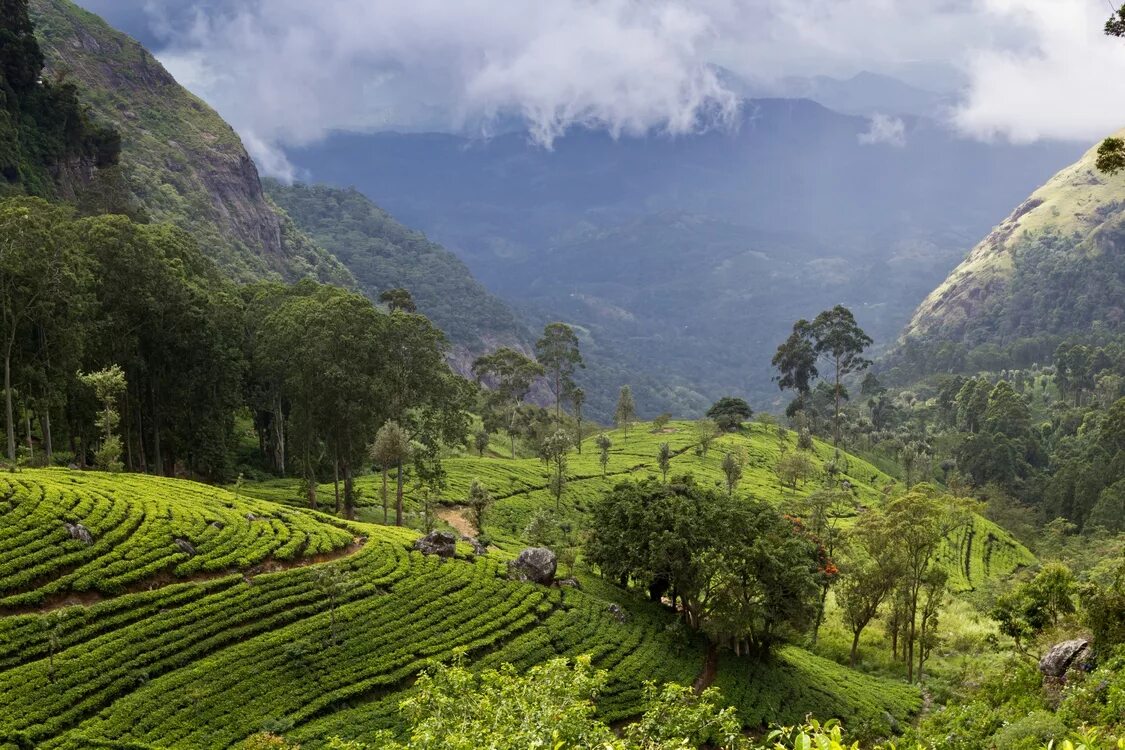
[509,547,556,585]
[414,530,457,558]
[64,522,92,545]
[1038,639,1089,678]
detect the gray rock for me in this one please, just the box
[64,522,93,545]
[556,577,581,589]
[462,536,488,556]
[508,547,556,585]
[174,538,197,556]
[1039,639,1089,678]
[414,530,457,558]
[607,603,629,623]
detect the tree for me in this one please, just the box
[657,442,672,482]
[0,199,89,462]
[772,320,819,398]
[378,287,416,313]
[615,385,636,440]
[596,433,612,476]
[473,429,489,457]
[586,476,821,656]
[706,397,752,432]
[720,452,743,497]
[541,429,572,511]
[466,478,493,536]
[810,306,872,454]
[882,486,959,682]
[569,386,585,452]
[774,451,815,491]
[772,307,871,455]
[535,322,584,421]
[992,563,1077,655]
[472,347,544,457]
[370,420,410,525]
[837,554,899,666]
[696,418,718,457]
[339,656,746,750]
[79,365,126,472]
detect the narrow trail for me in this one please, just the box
[5,535,368,617]
[693,642,720,693]
[435,505,476,537]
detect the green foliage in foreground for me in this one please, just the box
[240,656,1121,750]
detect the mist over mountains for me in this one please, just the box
[286,98,1083,416]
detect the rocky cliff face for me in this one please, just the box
[28,0,349,284]
[905,130,1125,344]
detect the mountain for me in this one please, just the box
[27,0,349,284]
[265,180,532,361]
[731,71,955,119]
[21,0,530,367]
[898,132,1125,375]
[286,101,1083,415]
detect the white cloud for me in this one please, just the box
[858,114,906,146]
[102,0,1123,179]
[152,0,742,177]
[953,0,1125,143]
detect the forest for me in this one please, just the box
[1,0,1124,748]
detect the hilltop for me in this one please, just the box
[899,131,1125,374]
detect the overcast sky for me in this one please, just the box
[77,0,1125,179]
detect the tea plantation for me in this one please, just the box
[0,466,920,749]
[245,421,1035,591]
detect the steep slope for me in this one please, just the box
[27,0,350,284]
[265,181,531,361]
[903,132,1125,361]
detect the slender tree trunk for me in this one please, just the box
[811,582,830,645]
[41,407,52,465]
[834,356,841,458]
[123,389,133,471]
[381,468,388,524]
[150,382,162,476]
[343,460,354,520]
[395,461,405,526]
[134,395,145,472]
[4,347,14,461]
[906,598,917,682]
[333,457,341,515]
[274,395,285,474]
[25,407,33,462]
[850,631,861,667]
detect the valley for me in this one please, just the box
[0,0,1123,748]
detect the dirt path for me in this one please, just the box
[693,642,720,693]
[435,505,477,537]
[6,535,367,617]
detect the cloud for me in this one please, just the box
[954,0,1125,143]
[858,114,906,146]
[80,0,1123,179]
[150,0,742,177]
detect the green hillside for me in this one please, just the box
[898,131,1125,374]
[265,181,530,355]
[26,0,350,284]
[245,421,1035,593]
[0,469,918,748]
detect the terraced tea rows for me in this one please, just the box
[0,470,353,610]
[0,472,920,749]
[242,422,1034,589]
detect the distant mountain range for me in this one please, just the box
[285,101,1083,416]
